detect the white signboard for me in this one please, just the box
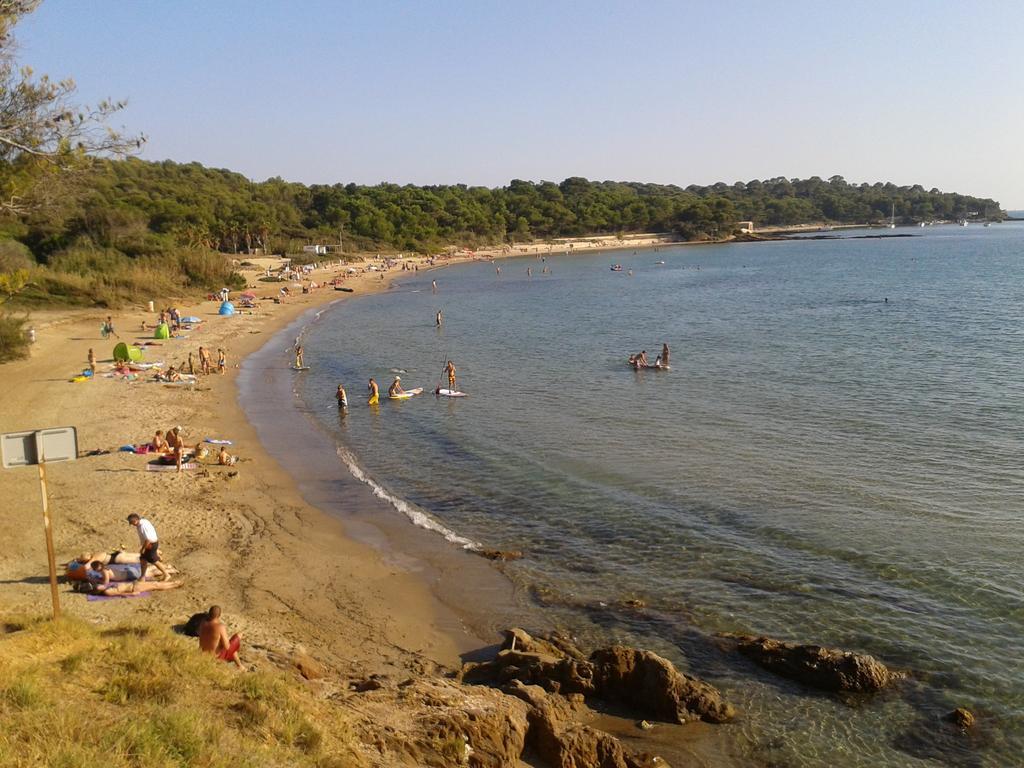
[1,427,79,468]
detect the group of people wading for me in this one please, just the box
[334,359,458,408]
[629,343,670,370]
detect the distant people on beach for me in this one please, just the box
[199,606,244,669]
[217,445,236,466]
[367,377,379,405]
[151,430,167,452]
[217,348,226,374]
[199,346,212,375]
[167,426,185,471]
[101,316,119,339]
[187,351,196,376]
[88,348,96,375]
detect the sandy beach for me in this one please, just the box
[0,254,490,682]
[0,235,671,673]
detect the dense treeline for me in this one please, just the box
[3,160,1004,264]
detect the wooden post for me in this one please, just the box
[37,460,60,619]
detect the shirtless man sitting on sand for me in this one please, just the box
[199,605,244,669]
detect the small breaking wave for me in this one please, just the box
[334,444,480,551]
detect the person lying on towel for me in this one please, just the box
[84,562,182,595]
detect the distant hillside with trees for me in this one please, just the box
[6,159,1005,266]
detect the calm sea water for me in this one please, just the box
[297,225,1024,767]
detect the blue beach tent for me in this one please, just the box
[218,301,235,316]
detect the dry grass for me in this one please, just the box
[0,615,364,768]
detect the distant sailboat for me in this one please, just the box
[888,203,896,229]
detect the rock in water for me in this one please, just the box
[729,635,903,692]
[947,708,976,729]
[590,646,735,724]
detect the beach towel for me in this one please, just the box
[146,462,199,472]
[204,439,232,445]
[86,591,151,601]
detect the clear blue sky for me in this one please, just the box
[18,0,1024,207]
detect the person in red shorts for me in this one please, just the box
[198,605,244,669]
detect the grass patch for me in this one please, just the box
[0,312,29,363]
[0,615,366,767]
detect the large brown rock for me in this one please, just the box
[504,681,667,768]
[730,635,903,693]
[463,647,597,696]
[590,646,735,724]
[351,677,530,767]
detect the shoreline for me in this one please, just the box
[0,240,751,766]
[0,253,489,679]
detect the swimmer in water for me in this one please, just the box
[367,378,379,405]
[388,376,404,397]
[436,310,442,327]
[336,383,348,408]
[294,345,304,368]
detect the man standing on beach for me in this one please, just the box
[199,346,211,375]
[127,513,168,581]
[87,348,96,375]
[168,426,185,471]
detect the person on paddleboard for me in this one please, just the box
[367,378,379,405]
[443,360,457,391]
[336,383,348,409]
[388,376,404,397]
[637,350,649,367]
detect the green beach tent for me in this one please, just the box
[113,342,143,362]
[154,323,170,339]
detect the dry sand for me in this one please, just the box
[0,256,474,678]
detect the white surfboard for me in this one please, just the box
[436,388,468,397]
[388,387,423,400]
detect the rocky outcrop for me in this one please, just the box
[463,628,734,726]
[727,634,904,693]
[350,676,530,768]
[504,680,667,768]
[590,646,735,724]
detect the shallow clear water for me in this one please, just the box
[299,225,1024,766]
